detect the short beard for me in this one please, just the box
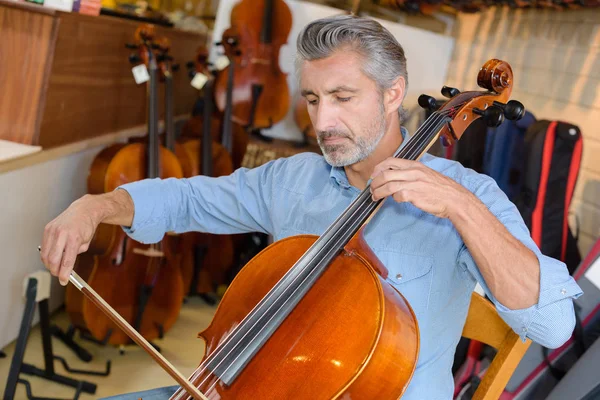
[318,101,387,168]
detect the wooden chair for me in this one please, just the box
[461,292,532,400]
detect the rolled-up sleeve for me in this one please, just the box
[116,158,285,244]
[457,175,583,349]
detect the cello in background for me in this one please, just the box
[65,25,185,347]
[178,46,237,302]
[181,45,248,170]
[293,95,318,148]
[214,0,292,132]
[154,37,204,300]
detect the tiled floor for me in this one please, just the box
[0,297,217,399]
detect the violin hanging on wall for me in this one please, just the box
[214,0,292,132]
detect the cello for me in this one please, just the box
[181,45,249,170]
[65,24,185,346]
[62,60,525,398]
[214,0,292,131]
[154,37,202,298]
[166,44,237,300]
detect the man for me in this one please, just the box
[40,15,582,400]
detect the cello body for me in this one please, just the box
[214,0,292,130]
[170,235,419,400]
[67,143,185,345]
[67,24,187,345]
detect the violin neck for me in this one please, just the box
[147,54,160,180]
[164,70,175,153]
[201,75,215,177]
[260,0,274,44]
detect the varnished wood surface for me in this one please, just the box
[0,115,189,175]
[0,3,58,145]
[38,12,203,148]
[0,0,205,148]
[171,235,418,400]
[462,293,531,400]
[67,142,186,345]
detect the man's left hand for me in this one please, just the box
[370,157,473,219]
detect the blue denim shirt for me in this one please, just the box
[118,128,583,399]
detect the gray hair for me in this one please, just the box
[295,14,409,121]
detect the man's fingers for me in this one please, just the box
[371,181,404,201]
[59,238,79,286]
[40,223,54,267]
[78,242,90,254]
[370,168,426,192]
[371,157,419,178]
[46,229,67,277]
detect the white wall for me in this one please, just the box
[445,6,600,257]
[0,146,104,349]
[211,0,455,141]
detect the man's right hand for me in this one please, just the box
[40,194,102,286]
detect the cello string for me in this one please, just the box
[184,107,460,395]
[184,102,474,394]
[196,110,452,398]
[185,109,456,393]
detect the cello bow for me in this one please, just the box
[67,267,207,400]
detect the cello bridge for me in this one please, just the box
[133,247,164,257]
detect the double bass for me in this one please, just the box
[63,60,525,399]
[65,24,185,346]
[214,0,292,131]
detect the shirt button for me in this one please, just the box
[561,288,567,295]
[395,273,403,280]
[522,327,527,332]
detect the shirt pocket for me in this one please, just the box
[374,249,434,319]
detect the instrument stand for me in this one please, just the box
[50,325,113,377]
[50,325,93,362]
[3,273,101,400]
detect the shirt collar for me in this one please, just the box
[329,126,410,189]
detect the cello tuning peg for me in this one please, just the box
[125,43,137,49]
[441,86,460,98]
[172,64,180,72]
[418,95,444,111]
[128,54,141,65]
[186,61,195,69]
[473,105,504,127]
[215,41,223,46]
[492,100,525,121]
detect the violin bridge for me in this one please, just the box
[132,248,164,257]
